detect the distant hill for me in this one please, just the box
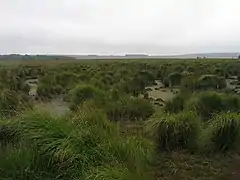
[0,54,76,61]
[69,53,240,60]
[172,53,240,59]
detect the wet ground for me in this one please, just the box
[145,80,178,102]
[26,78,70,116]
[33,98,70,117]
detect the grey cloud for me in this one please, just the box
[0,0,240,54]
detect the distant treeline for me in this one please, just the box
[0,54,76,61]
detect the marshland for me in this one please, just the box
[1,59,240,179]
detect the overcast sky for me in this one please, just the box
[1,0,240,55]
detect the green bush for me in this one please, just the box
[202,113,240,152]
[146,111,199,151]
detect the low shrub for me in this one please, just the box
[201,113,240,152]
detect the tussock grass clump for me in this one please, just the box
[0,109,153,180]
[0,89,31,117]
[201,113,240,152]
[106,97,154,121]
[164,94,186,113]
[0,143,42,180]
[0,120,19,144]
[196,74,226,90]
[168,72,183,86]
[0,89,20,115]
[186,92,240,120]
[221,94,240,112]
[186,91,222,120]
[69,84,106,110]
[146,111,199,151]
[36,83,53,99]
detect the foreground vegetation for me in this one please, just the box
[1,59,240,179]
[0,108,153,180]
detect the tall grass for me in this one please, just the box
[0,108,153,180]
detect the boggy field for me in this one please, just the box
[1,59,240,180]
